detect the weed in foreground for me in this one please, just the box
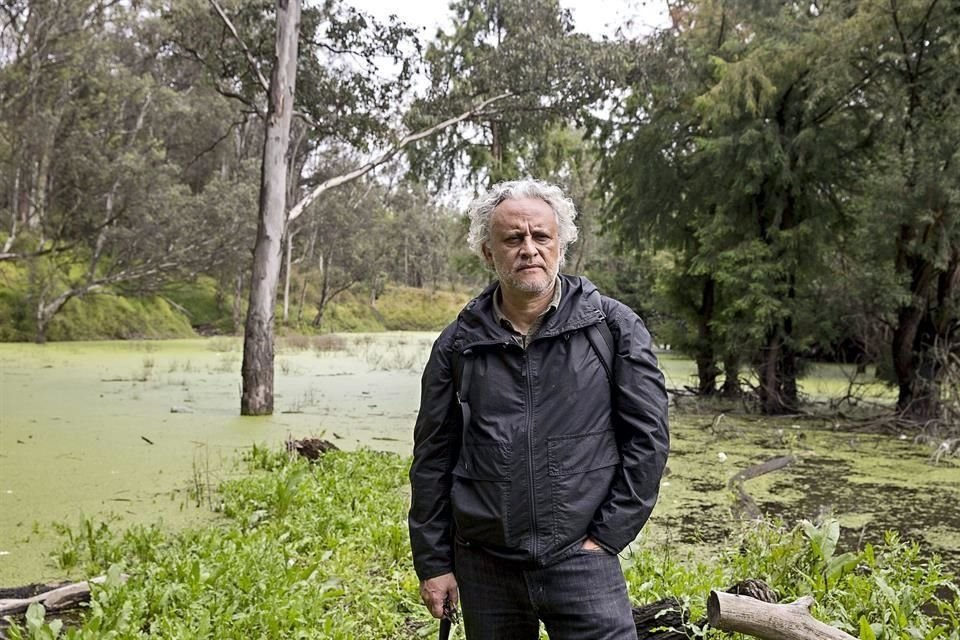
[8,451,958,639]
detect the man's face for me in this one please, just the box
[482,197,561,296]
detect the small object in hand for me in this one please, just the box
[439,596,460,640]
[442,597,460,624]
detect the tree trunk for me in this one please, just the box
[240,0,301,416]
[3,170,18,253]
[695,277,719,395]
[403,234,409,286]
[312,253,329,329]
[758,329,783,414]
[708,591,856,640]
[490,119,503,177]
[890,243,957,421]
[282,227,295,324]
[781,279,799,411]
[892,300,923,413]
[0,575,127,616]
[232,269,245,334]
[296,275,308,324]
[757,318,800,415]
[34,285,100,344]
[34,304,49,344]
[721,353,741,397]
[631,598,686,639]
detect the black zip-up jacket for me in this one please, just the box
[408,275,669,581]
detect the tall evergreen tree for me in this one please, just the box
[601,0,879,412]
[858,0,959,420]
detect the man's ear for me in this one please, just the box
[481,243,494,267]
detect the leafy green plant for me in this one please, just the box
[15,452,957,639]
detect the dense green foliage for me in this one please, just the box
[3,448,957,639]
[598,0,958,420]
[0,1,955,418]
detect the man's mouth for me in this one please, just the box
[518,265,543,271]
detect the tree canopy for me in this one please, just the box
[0,0,955,426]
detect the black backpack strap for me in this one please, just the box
[451,347,473,431]
[585,320,615,388]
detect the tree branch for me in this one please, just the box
[208,0,270,92]
[0,243,76,262]
[288,92,512,222]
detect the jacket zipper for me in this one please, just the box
[523,348,539,560]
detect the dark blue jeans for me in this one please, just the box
[454,541,638,640]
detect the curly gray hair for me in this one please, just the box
[466,179,579,266]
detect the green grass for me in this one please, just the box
[46,295,196,341]
[0,253,475,341]
[4,447,957,639]
[161,278,236,334]
[376,287,474,331]
[304,286,473,334]
[0,260,198,341]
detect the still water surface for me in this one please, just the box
[0,336,957,585]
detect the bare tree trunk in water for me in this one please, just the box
[240,0,301,416]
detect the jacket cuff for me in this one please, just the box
[588,530,625,556]
[414,558,455,582]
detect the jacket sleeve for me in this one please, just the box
[408,329,461,581]
[588,300,670,554]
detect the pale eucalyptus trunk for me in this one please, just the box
[241,0,301,416]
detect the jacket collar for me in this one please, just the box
[453,274,605,350]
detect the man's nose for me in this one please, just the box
[519,236,537,256]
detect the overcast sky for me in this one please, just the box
[346,0,671,40]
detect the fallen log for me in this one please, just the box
[708,590,857,640]
[0,574,126,616]
[286,436,338,461]
[633,579,779,638]
[632,597,686,639]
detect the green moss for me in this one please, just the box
[301,285,474,334]
[46,295,195,340]
[322,292,385,333]
[3,252,472,341]
[0,260,170,341]
[162,277,236,334]
[0,261,30,341]
[376,286,472,331]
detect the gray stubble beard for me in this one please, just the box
[494,262,559,295]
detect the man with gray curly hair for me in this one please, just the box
[409,178,669,639]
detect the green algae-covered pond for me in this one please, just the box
[1,336,957,586]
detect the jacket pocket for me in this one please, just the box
[451,442,512,547]
[547,430,619,546]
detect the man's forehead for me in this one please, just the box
[490,199,557,229]
[494,218,554,231]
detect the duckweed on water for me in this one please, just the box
[3,447,958,639]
